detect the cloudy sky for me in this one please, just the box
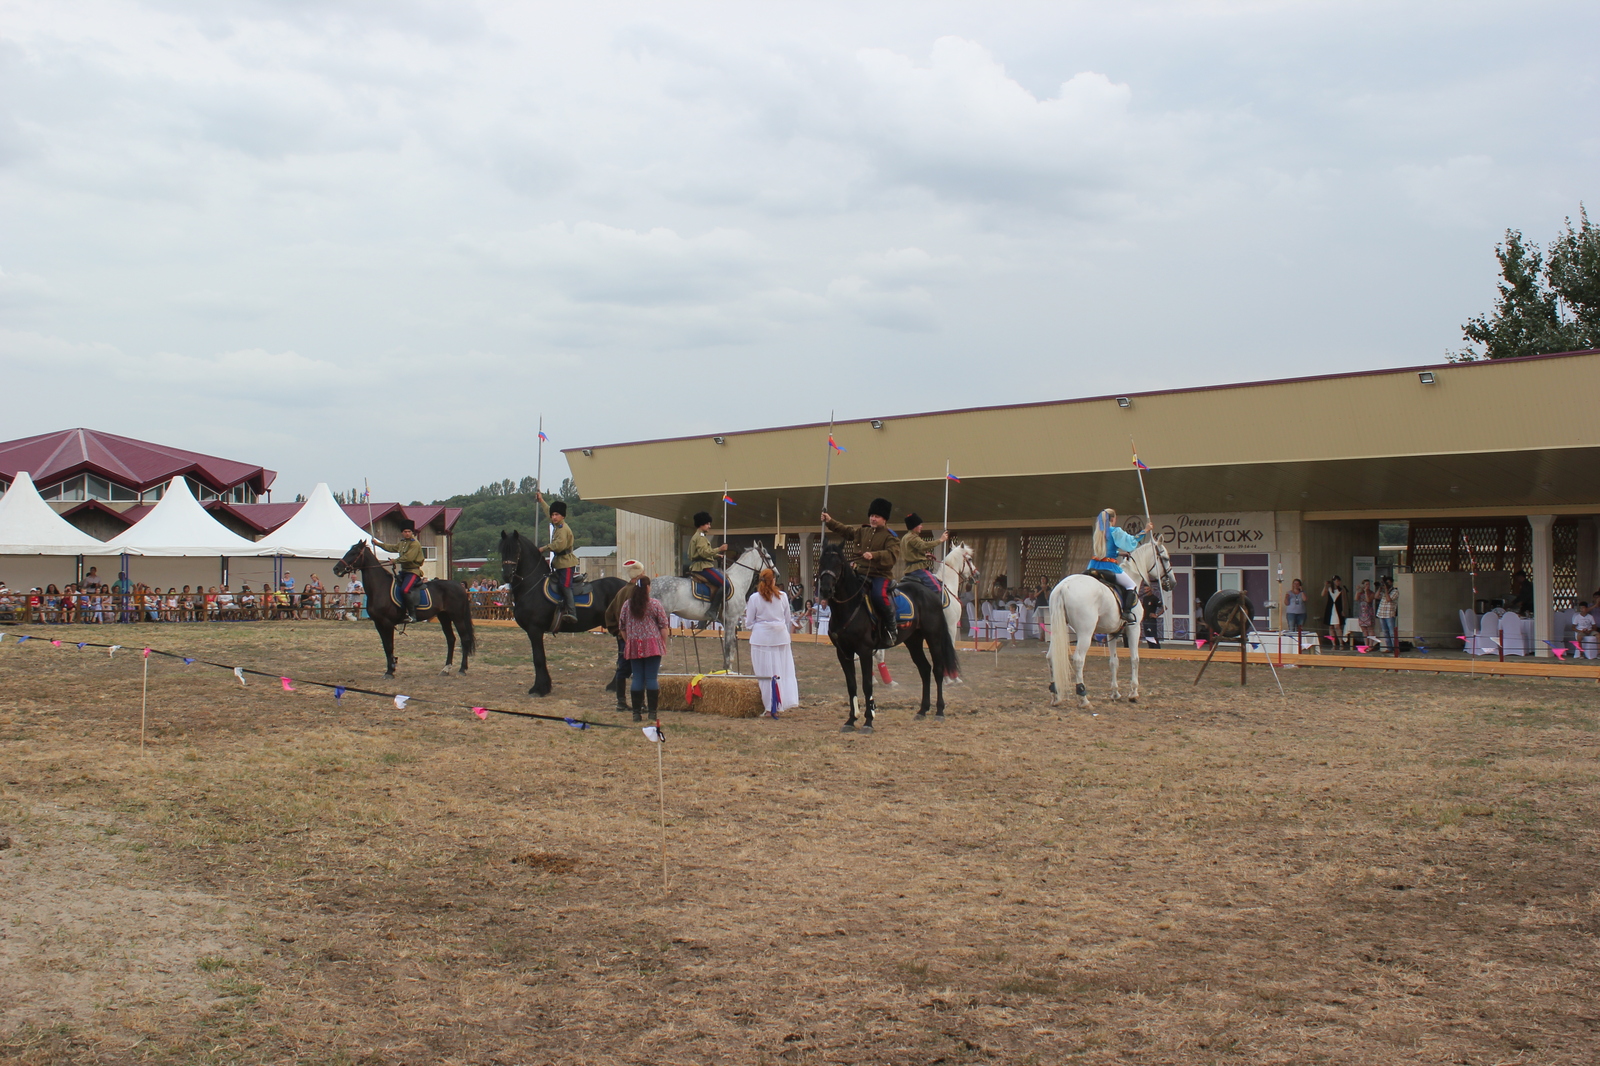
[2,1,1594,502]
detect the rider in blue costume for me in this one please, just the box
[1089,508,1154,625]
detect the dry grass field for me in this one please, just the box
[1,620,1598,1065]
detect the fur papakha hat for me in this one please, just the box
[904,512,923,530]
[693,511,713,528]
[868,497,892,520]
[548,499,567,516]
[624,559,646,580]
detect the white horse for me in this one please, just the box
[872,541,978,687]
[651,542,774,668]
[1046,537,1173,708]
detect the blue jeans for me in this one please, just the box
[1287,612,1306,631]
[1380,617,1397,648]
[629,654,661,693]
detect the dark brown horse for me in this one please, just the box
[499,529,627,697]
[817,539,960,732]
[333,541,476,679]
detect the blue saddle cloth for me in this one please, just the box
[387,576,433,613]
[540,576,594,608]
[892,589,916,627]
[690,577,715,603]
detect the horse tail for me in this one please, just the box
[458,597,477,656]
[939,614,961,680]
[1047,582,1070,698]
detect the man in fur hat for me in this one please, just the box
[687,510,730,620]
[900,513,948,594]
[537,499,579,631]
[375,521,427,622]
[822,497,901,648]
[605,559,648,711]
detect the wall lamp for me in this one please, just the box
[1418,371,1436,384]
[580,448,593,457]
[1115,397,1132,408]
[712,436,726,445]
[870,419,884,429]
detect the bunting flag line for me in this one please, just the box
[51,640,61,647]
[0,631,632,730]
[109,645,121,657]
[828,435,846,453]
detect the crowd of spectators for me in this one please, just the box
[0,573,367,623]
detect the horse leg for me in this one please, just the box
[1108,627,1122,701]
[439,615,458,675]
[1128,636,1139,703]
[1073,631,1092,708]
[860,652,875,734]
[837,641,859,732]
[527,627,553,697]
[908,639,934,718]
[378,621,397,679]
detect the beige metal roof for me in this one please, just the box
[567,350,1600,528]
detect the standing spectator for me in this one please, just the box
[620,575,671,722]
[1284,579,1308,637]
[1322,576,1349,650]
[1377,577,1399,651]
[746,567,799,716]
[83,566,101,590]
[604,560,647,713]
[1355,579,1377,647]
[1139,582,1165,648]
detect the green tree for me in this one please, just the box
[1455,205,1600,361]
[431,473,616,561]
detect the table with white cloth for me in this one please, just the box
[745,591,799,713]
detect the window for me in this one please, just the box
[110,482,138,502]
[140,484,165,502]
[41,475,87,501]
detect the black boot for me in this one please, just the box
[403,588,420,624]
[876,603,900,649]
[646,688,659,719]
[614,670,629,711]
[631,688,645,723]
[1119,585,1137,626]
[559,584,577,626]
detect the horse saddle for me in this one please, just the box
[891,589,916,629]
[688,575,718,603]
[387,579,434,613]
[1085,568,1121,592]
[540,575,595,608]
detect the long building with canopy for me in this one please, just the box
[566,349,1600,656]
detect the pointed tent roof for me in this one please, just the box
[0,472,110,554]
[101,477,260,557]
[250,484,396,560]
[0,428,275,495]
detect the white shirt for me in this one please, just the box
[745,591,793,647]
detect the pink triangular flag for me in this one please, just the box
[473,707,488,720]
[1356,645,1370,653]
[1194,639,1205,649]
[142,647,151,658]
[280,677,295,691]
[51,639,61,647]
[1553,648,1566,659]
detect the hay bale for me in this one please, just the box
[656,673,767,718]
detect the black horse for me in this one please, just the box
[817,539,961,732]
[333,541,477,679]
[499,529,627,697]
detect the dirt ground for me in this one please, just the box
[1,620,1597,1065]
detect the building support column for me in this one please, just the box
[799,532,814,595]
[1005,533,1022,592]
[1530,514,1555,658]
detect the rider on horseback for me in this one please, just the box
[823,497,900,649]
[900,513,948,594]
[537,499,579,632]
[376,522,427,623]
[687,511,730,621]
[1090,508,1154,626]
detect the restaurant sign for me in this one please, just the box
[1148,512,1276,553]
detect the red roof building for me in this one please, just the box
[0,428,275,504]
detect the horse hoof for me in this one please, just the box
[1048,682,1057,694]
[384,673,395,681]
[439,667,453,676]
[1074,683,1086,697]
[860,726,873,735]
[1128,697,1137,704]
[914,712,927,720]
[935,711,945,720]
[528,689,544,698]
[840,724,856,733]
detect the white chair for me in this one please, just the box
[1499,611,1526,656]
[1475,611,1502,656]
[1459,610,1478,652]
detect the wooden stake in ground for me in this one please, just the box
[139,648,149,754]
[653,717,668,890]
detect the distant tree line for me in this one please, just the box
[431,476,615,562]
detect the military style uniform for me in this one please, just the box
[376,535,428,620]
[538,514,579,630]
[687,511,727,617]
[825,509,900,647]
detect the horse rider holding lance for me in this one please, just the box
[537,499,580,631]
[1090,507,1154,625]
[900,513,948,594]
[375,522,427,623]
[687,510,730,619]
[822,497,901,649]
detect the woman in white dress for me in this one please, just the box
[746,568,799,716]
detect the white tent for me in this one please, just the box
[0,471,109,555]
[101,476,259,556]
[249,483,396,560]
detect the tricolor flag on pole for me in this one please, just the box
[828,435,846,453]
[538,429,549,442]
[1132,451,1149,471]
[946,473,961,482]
[722,493,737,506]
